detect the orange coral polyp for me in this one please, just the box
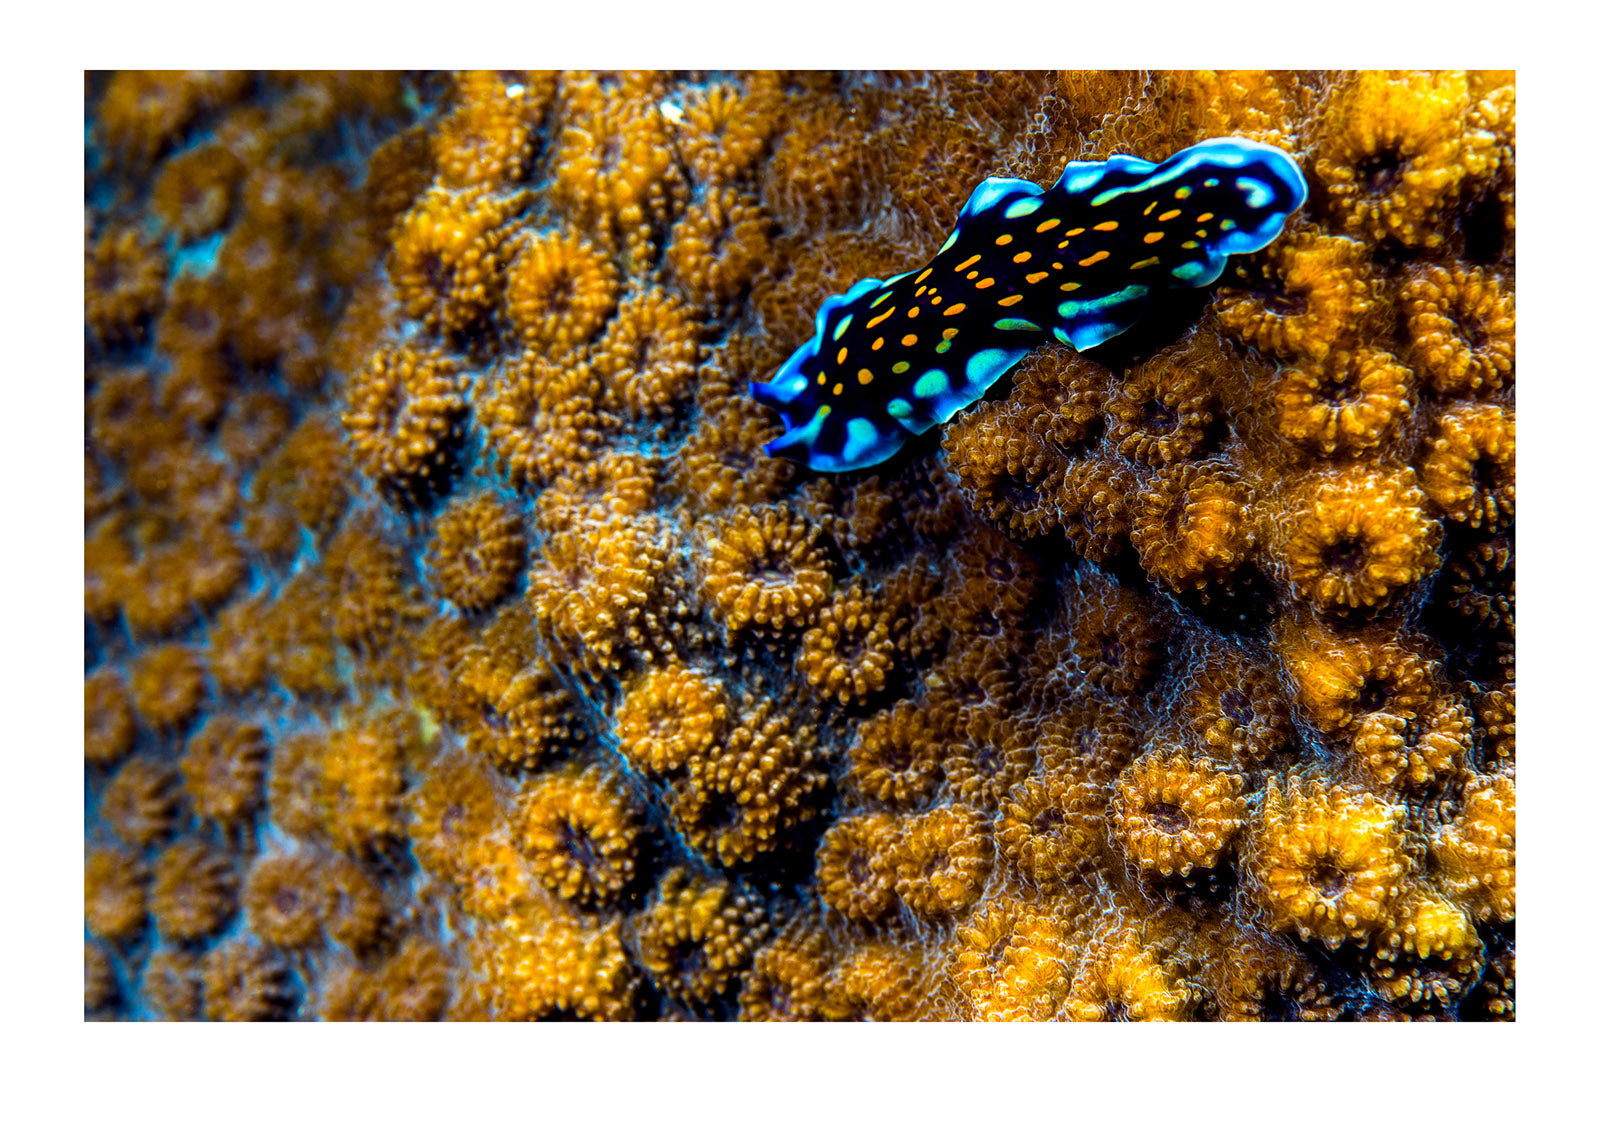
[425,491,526,613]
[503,229,620,353]
[1274,348,1414,457]
[1245,777,1409,946]
[615,664,727,776]
[518,765,641,906]
[698,504,834,636]
[1279,467,1442,611]
[342,345,468,500]
[1419,402,1515,531]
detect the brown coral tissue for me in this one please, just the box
[83,68,1514,1022]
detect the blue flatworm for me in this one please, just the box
[750,137,1308,471]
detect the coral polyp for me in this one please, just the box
[85,69,1514,1022]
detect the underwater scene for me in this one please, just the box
[84,70,1514,1021]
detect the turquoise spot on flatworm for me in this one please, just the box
[750,137,1307,472]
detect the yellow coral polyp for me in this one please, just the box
[814,813,898,921]
[518,765,641,906]
[697,504,834,636]
[1245,777,1409,945]
[1278,466,1442,611]
[425,491,526,613]
[341,345,468,500]
[1111,750,1247,878]
[1430,772,1515,922]
[1312,70,1492,249]
[890,804,994,920]
[796,580,902,706]
[1419,402,1515,531]
[1214,229,1380,363]
[1130,459,1254,592]
[1274,348,1414,457]
[389,185,526,336]
[632,868,769,1005]
[502,229,620,353]
[614,663,728,776]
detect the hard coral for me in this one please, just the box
[697,504,834,637]
[503,229,620,354]
[82,69,1516,1023]
[426,491,526,613]
[1244,776,1409,946]
[1276,466,1442,612]
[632,868,769,1005]
[342,344,468,502]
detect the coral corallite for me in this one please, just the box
[426,491,527,612]
[1278,467,1442,611]
[342,345,469,501]
[697,504,834,636]
[1110,751,1248,878]
[1245,777,1409,946]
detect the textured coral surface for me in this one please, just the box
[85,69,1513,1021]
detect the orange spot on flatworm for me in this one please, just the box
[995,234,1014,246]
[975,278,996,289]
[945,303,966,316]
[1036,218,1061,233]
[1012,251,1032,264]
[1159,209,1181,222]
[954,254,982,272]
[997,294,1024,307]
[857,368,874,385]
[866,307,895,329]
[1025,271,1049,284]
[1143,231,1164,244]
[901,334,918,347]
[1093,221,1118,232]
[1078,250,1110,266]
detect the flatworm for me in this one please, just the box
[751,137,1308,471]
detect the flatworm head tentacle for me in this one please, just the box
[752,137,1307,472]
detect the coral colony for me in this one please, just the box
[86,72,1513,1021]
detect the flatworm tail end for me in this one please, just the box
[751,137,1308,472]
